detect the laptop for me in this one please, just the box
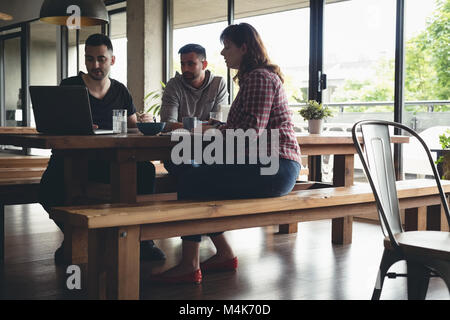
[29,85,113,135]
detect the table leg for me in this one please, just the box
[332,216,353,245]
[278,222,298,234]
[427,204,446,231]
[110,150,137,203]
[332,154,354,187]
[331,154,354,244]
[63,155,88,264]
[279,155,321,234]
[405,207,427,231]
[63,155,88,204]
[308,155,322,182]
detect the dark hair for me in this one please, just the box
[85,33,113,52]
[220,23,284,84]
[178,43,206,60]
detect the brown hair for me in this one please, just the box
[220,23,284,85]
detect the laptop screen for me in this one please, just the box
[29,85,112,135]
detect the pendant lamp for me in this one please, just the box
[40,0,109,26]
[0,12,13,21]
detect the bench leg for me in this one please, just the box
[404,207,427,231]
[63,225,88,264]
[331,216,353,245]
[278,223,298,234]
[88,226,140,300]
[0,204,4,263]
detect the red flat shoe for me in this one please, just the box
[200,257,238,273]
[148,269,202,284]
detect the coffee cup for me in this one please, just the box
[182,117,198,131]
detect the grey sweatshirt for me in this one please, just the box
[160,70,228,122]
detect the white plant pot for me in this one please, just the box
[308,119,323,134]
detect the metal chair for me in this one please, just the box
[352,120,450,300]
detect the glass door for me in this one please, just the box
[323,0,396,125]
[1,33,22,128]
[321,0,397,182]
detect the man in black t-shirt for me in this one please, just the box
[39,34,165,263]
[60,74,136,129]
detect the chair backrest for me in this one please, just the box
[352,120,450,248]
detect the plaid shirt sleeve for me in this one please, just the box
[223,70,274,133]
[221,68,302,164]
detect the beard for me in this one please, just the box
[88,68,106,80]
[182,71,195,79]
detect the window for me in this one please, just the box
[67,3,127,84]
[324,0,396,120]
[109,10,127,85]
[402,0,450,178]
[171,0,228,86]
[68,26,102,78]
[235,7,310,105]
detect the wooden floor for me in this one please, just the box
[1,203,449,300]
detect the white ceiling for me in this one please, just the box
[2,1,349,44]
[173,0,349,29]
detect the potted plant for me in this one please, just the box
[142,81,166,121]
[435,129,450,180]
[298,100,333,134]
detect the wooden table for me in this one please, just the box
[0,130,409,247]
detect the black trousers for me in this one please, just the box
[39,154,156,231]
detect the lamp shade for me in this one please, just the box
[40,0,109,26]
[0,12,13,21]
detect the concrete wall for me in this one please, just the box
[127,0,164,112]
[30,40,57,86]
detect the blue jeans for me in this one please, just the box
[163,159,199,176]
[178,158,300,242]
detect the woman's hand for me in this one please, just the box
[208,118,221,126]
[198,124,216,133]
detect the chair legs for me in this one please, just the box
[374,252,450,300]
[407,261,430,300]
[418,259,450,296]
[435,261,450,295]
[372,248,403,300]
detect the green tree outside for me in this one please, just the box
[322,0,449,113]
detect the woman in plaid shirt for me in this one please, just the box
[150,23,301,284]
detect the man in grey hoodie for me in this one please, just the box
[160,44,228,131]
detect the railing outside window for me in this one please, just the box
[289,100,450,182]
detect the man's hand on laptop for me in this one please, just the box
[93,124,99,130]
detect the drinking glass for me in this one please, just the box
[112,109,127,134]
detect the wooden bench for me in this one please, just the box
[50,179,450,299]
[0,154,49,262]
